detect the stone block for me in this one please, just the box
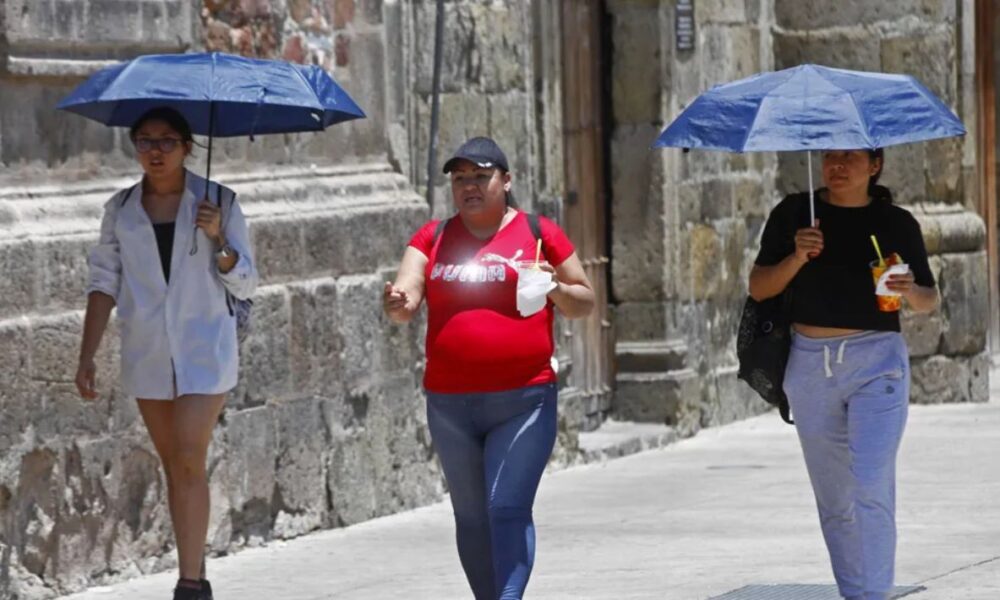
[910,353,988,404]
[702,366,770,427]
[701,25,761,89]
[939,252,988,355]
[301,214,351,279]
[613,302,667,342]
[272,397,328,538]
[233,288,292,409]
[774,31,880,71]
[487,92,531,179]
[879,143,926,205]
[36,236,91,314]
[924,137,963,204]
[3,0,192,49]
[0,80,121,178]
[288,279,343,397]
[326,429,377,526]
[695,0,747,24]
[250,218,305,283]
[683,224,723,301]
[413,2,527,95]
[336,275,382,393]
[701,179,735,221]
[913,211,986,255]
[614,368,702,436]
[900,308,943,357]
[0,240,38,320]
[222,405,278,541]
[611,6,664,124]
[774,0,954,30]
[343,31,389,157]
[734,176,771,219]
[611,125,665,303]
[880,27,958,106]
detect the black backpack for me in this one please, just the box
[735,199,807,425]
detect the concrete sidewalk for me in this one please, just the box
[64,402,999,600]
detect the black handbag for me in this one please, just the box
[736,291,794,424]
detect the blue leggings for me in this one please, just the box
[426,383,558,600]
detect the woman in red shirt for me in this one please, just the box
[384,137,594,599]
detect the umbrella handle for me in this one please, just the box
[191,101,216,256]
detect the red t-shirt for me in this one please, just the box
[408,212,576,393]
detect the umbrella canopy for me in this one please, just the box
[654,63,965,152]
[57,52,365,137]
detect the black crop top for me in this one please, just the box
[754,188,935,332]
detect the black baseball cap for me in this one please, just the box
[442,136,510,173]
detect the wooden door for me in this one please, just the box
[561,0,613,427]
[976,0,1000,352]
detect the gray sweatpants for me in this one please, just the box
[784,330,910,600]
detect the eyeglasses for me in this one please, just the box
[450,171,496,188]
[134,137,183,154]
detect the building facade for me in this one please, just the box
[0,0,989,596]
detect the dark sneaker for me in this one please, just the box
[172,579,206,600]
[200,579,213,600]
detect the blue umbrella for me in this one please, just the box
[58,52,365,254]
[653,64,966,221]
[57,52,365,137]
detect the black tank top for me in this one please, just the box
[152,222,175,284]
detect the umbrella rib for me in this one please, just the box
[738,94,767,152]
[845,89,876,149]
[814,66,876,149]
[290,66,327,131]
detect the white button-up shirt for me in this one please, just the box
[87,170,258,399]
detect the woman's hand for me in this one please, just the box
[196,201,223,244]
[384,282,413,320]
[75,360,98,400]
[793,220,824,262]
[886,270,915,296]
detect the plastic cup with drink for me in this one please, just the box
[869,235,909,312]
[515,239,557,317]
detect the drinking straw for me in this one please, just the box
[870,235,885,266]
[534,239,542,269]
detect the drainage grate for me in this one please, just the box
[708,584,925,599]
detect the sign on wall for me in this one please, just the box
[676,0,695,52]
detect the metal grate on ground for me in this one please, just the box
[708,584,925,599]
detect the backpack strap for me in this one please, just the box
[119,183,140,207]
[525,213,542,242]
[431,217,450,245]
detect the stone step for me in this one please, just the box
[615,338,689,373]
[576,419,679,463]
[613,368,701,433]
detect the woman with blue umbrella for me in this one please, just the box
[750,148,937,600]
[657,64,962,600]
[76,106,257,600]
[63,52,364,600]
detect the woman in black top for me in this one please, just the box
[749,149,938,600]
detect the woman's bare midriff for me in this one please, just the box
[792,323,865,338]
